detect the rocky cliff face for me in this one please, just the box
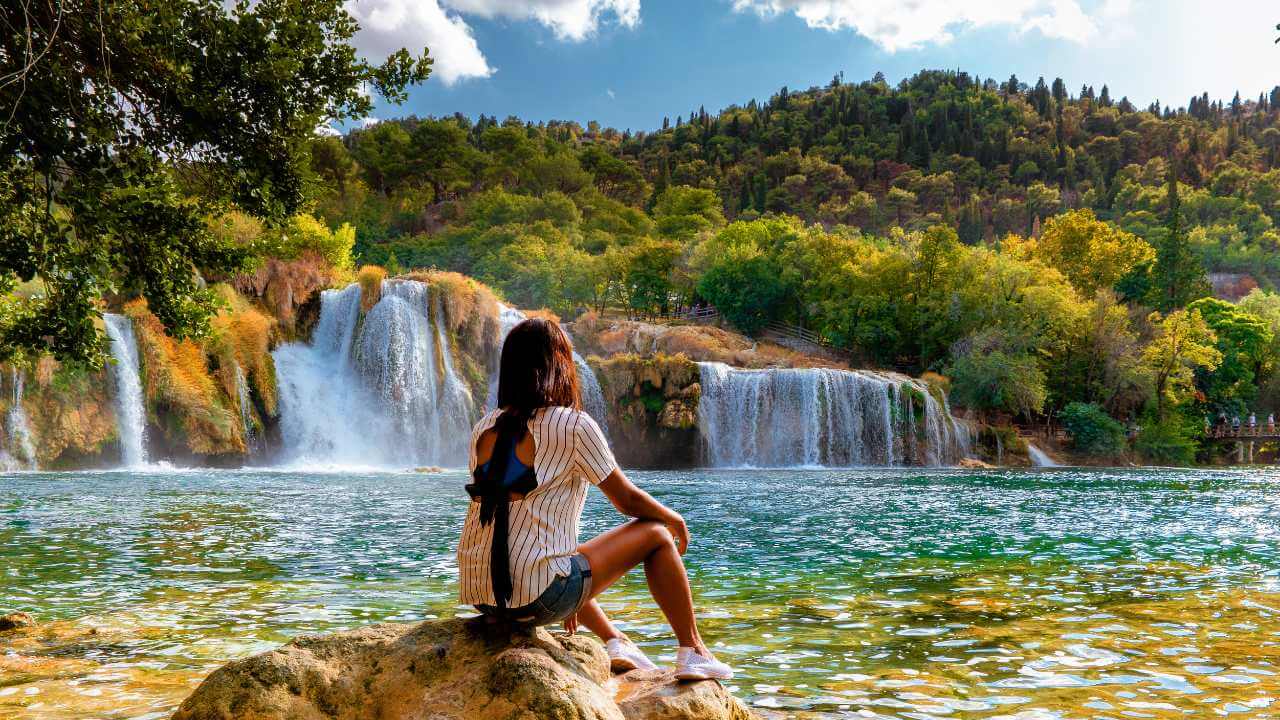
[589,354,703,468]
[12,356,119,468]
[569,313,842,370]
[172,618,754,720]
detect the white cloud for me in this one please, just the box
[443,0,640,42]
[606,88,616,99]
[729,0,1104,52]
[344,0,640,87]
[346,0,492,85]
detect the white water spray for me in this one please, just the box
[273,280,484,468]
[696,362,968,467]
[1027,442,1060,467]
[1,369,37,471]
[104,313,148,467]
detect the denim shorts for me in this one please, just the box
[476,554,592,626]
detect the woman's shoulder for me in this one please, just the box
[471,408,503,435]
[537,406,601,431]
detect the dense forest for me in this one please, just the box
[286,69,1280,462]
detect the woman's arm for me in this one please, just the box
[597,468,689,554]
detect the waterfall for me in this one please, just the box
[1,369,37,471]
[696,362,968,467]
[273,280,480,468]
[104,313,148,467]
[575,354,609,434]
[1027,442,1059,467]
[233,363,257,455]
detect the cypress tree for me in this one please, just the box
[1149,160,1210,310]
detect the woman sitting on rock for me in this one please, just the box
[457,318,732,681]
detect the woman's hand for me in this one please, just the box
[667,514,690,555]
[563,613,578,635]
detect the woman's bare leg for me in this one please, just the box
[574,519,708,654]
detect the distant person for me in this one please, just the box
[457,318,732,681]
[1269,413,1276,433]
[1249,413,1257,433]
[1233,415,1241,433]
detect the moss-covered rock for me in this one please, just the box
[124,300,246,461]
[12,355,119,468]
[590,354,703,468]
[232,253,334,340]
[570,313,842,370]
[973,424,1031,466]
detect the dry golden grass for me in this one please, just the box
[569,316,845,370]
[209,284,278,417]
[124,299,243,456]
[232,253,333,336]
[357,265,386,312]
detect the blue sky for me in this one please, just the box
[343,0,1280,132]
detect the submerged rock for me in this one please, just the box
[172,618,753,720]
[0,611,35,631]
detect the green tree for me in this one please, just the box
[653,186,725,241]
[1149,163,1211,310]
[1187,297,1273,412]
[1142,309,1222,419]
[1033,209,1154,295]
[947,329,1047,419]
[0,0,430,364]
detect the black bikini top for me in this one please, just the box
[465,417,538,609]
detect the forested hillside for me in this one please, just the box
[279,70,1280,461]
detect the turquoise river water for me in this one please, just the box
[2,467,1280,718]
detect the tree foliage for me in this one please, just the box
[0,0,430,363]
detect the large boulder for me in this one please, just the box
[172,618,754,720]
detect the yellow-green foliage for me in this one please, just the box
[358,264,386,312]
[124,299,244,457]
[208,210,265,248]
[208,284,278,419]
[15,355,117,467]
[280,214,355,272]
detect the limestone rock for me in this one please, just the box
[172,618,753,720]
[0,611,35,631]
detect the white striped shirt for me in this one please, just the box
[457,406,618,607]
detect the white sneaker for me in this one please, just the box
[674,646,734,681]
[606,637,659,673]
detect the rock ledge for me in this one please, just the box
[172,617,754,720]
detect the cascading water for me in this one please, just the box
[0,369,37,471]
[233,363,257,455]
[273,280,479,468]
[104,313,148,467]
[273,284,387,467]
[697,362,968,467]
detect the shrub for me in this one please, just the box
[277,214,355,271]
[1059,402,1127,456]
[1134,417,1199,465]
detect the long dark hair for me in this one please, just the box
[494,318,580,435]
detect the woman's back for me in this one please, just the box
[457,406,616,608]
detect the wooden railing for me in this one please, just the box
[1207,425,1280,440]
[646,306,720,323]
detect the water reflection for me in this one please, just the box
[2,467,1279,718]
